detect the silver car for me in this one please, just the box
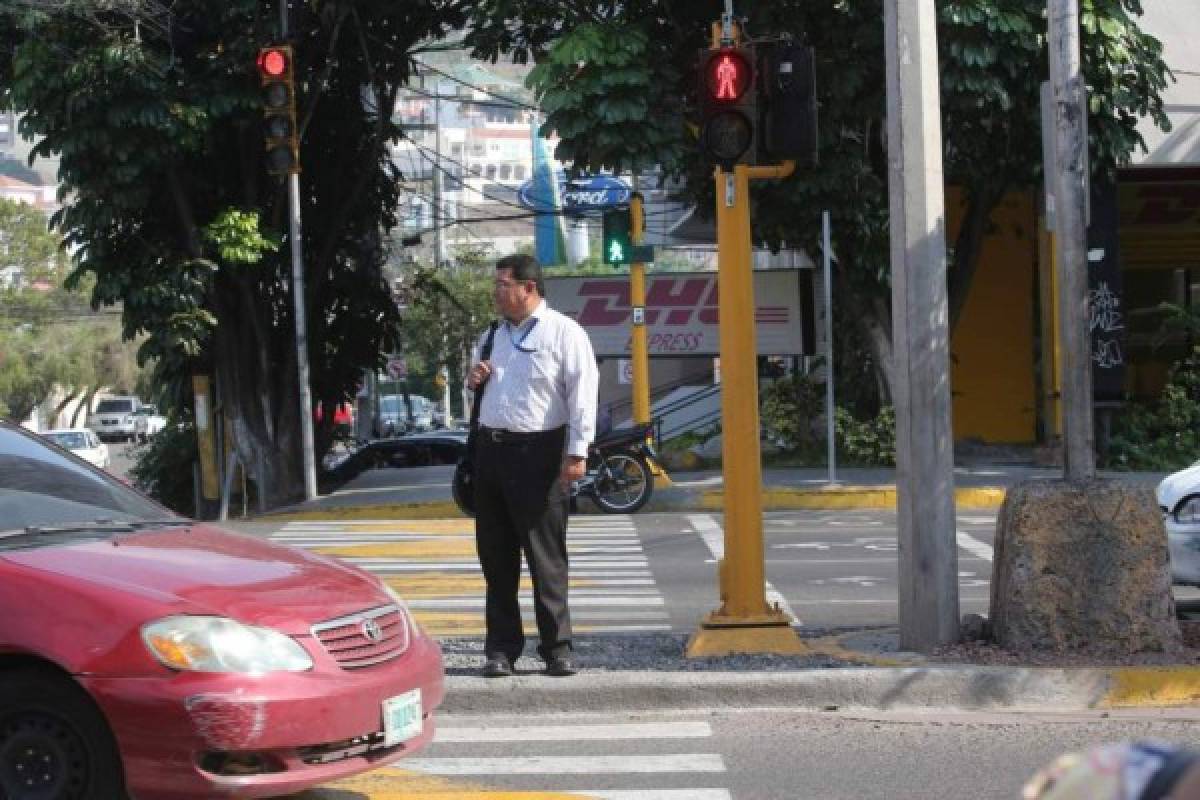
[1157,460,1200,585]
[87,396,142,442]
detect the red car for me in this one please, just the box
[0,421,444,798]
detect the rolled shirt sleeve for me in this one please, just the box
[562,322,599,459]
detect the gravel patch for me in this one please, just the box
[438,632,868,676]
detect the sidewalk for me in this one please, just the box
[264,462,1168,520]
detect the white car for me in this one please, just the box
[132,404,168,440]
[1156,460,1200,585]
[42,428,111,469]
[87,395,142,441]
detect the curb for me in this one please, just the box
[438,665,1200,715]
[258,485,1008,520]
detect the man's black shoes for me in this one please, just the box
[481,656,513,678]
[544,655,576,677]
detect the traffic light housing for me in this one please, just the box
[601,208,633,265]
[760,42,818,167]
[257,45,299,176]
[698,46,757,168]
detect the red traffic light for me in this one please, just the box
[705,50,752,103]
[257,47,289,79]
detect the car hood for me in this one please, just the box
[0,525,386,633]
[1157,461,1200,510]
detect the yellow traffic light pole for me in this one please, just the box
[629,192,651,426]
[685,160,807,657]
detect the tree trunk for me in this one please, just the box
[53,389,81,428]
[71,386,98,428]
[210,274,306,509]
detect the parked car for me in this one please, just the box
[377,395,435,437]
[324,430,468,488]
[42,427,111,469]
[0,420,444,799]
[1158,459,1200,585]
[132,404,168,441]
[87,395,142,442]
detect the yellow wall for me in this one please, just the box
[947,190,1038,443]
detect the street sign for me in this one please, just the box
[386,356,407,380]
[517,174,632,214]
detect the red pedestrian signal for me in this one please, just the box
[705,51,752,103]
[257,45,299,176]
[698,47,757,167]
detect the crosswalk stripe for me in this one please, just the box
[408,597,665,608]
[271,517,668,637]
[435,722,712,742]
[394,755,726,775]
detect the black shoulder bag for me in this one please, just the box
[452,321,499,517]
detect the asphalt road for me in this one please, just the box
[235,508,1200,638]
[297,707,1200,799]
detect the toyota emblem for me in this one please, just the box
[360,618,384,643]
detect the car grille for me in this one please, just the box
[310,604,410,669]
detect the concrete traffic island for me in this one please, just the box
[436,627,1200,715]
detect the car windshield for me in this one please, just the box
[95,399,133,413]
[45,432,89,450]
[0,423,172,542]
[380,396,403,414]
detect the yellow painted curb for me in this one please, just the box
[1104,667,1200,708]
[699,486,1006,511]
[261,501,465,521]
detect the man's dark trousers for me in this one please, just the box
[474,426,571,663]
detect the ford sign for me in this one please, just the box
[517,174,632,214]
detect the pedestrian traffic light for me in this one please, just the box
[698,46,757,167]
[602,208,633,265]
[760,42,818,167]
[257,45,299,176]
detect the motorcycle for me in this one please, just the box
[572,422,659,514]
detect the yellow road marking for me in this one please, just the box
[316,540,477,558]
[327,520,475,534]
[293,767,599,799]
[383,575,599,597]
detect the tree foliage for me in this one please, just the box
[1,0,470,505]
[467,0,1171,405]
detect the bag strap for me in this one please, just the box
[465,321,499,451]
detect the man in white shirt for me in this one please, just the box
[466,254,599,677]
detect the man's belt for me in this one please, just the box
[479,425,564,444]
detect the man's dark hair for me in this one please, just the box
[496,253,544,297]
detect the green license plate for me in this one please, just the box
[382,689,423,747]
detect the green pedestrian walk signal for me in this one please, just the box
[602,208,633,265]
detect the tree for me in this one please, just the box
[466,0,1170,404]
[399,247,495,417]
[0,196,67,285]
[1,0,469,505]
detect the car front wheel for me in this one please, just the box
[0,668,127,800]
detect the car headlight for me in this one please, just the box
[142,616,313,674]
[1177,496,1200,525]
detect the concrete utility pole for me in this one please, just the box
[281,0,318,501]
[822,211,837,485]
[432,86,448,270]
[1047,0,1095,480]
[883,0,959,650]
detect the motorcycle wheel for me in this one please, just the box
[591,452,653,513]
